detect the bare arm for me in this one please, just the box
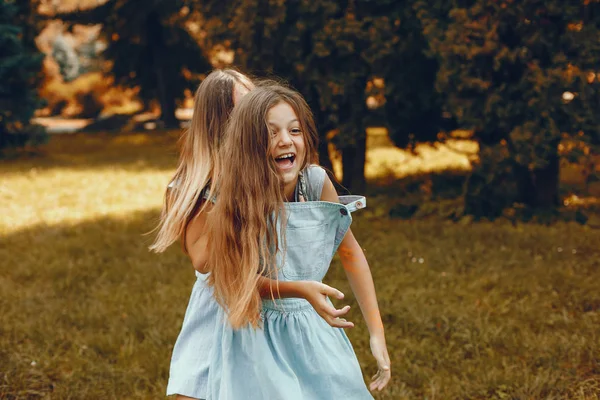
[320,176,391,391]
[256,276,353,328]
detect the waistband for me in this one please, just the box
[261,298,313,312]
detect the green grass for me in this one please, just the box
[1,131,599,399]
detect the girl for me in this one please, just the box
[202,83,391,399]
[150,70,353,400]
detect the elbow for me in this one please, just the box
[338,247,366,273]
[338,245,358,263]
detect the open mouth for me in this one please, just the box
[274,152,296,169]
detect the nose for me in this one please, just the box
[277,129,293,147]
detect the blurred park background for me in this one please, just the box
[2,0,600,398]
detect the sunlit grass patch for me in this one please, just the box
[0,131,180,234]
[329,127,477,183]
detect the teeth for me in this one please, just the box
[276,153,294,160]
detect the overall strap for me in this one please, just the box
[339,195,367,213]
[300,165,367,212]
[201,186,217,203]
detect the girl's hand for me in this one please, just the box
[369,333,391,391]
[299,281,354,329]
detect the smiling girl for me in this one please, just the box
[202,83,391,399]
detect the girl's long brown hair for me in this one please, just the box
[150,69,252,253]
[206,83,319,328]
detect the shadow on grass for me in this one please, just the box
[366,168,600,225]
[366,169,469,199]
[0,208,193,399]
[359,169,470,221]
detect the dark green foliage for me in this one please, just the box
[200,0,453,191]
[56,0,212,127]
[417,0,600,215]
[0,0,46,151]
[311,9,390,191]
[389,203,419,219]
[201,0,397,191]
[13,0,44,52]
[359,0,455,148]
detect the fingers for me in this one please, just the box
[369,350,391,392]
[369,372,380,391]
[311,283,353,328]
[328,317,355,329]
[321,305,354,328]
[369,367,391,391]
[369,376,385,391]
[322,304,351,320]
[321,283,344,299]
[330,304,351,317]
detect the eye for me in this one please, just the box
[290,127,302,135]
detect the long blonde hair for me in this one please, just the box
[150,69,252,253]
[206,83,319,328]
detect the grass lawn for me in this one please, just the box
[1,130,599,399]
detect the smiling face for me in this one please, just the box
[268,101,306,200]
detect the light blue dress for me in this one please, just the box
[166,179,219,398]
[205,166,373,399]
[167,271,217,398]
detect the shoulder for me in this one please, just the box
[303,164,327,201]
[319,172,339,202]
[304,164,326,181]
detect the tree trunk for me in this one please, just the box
[502,132,560,209]
[341,132,367,193]
[147,12,179,128]
[318,137,333,173]
[158,84,179,128]
[514,164,537,206]
[308,87,334,173]
[521,152,560,208]
[315,106,333,173]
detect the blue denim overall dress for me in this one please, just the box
[205,165,373,399]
